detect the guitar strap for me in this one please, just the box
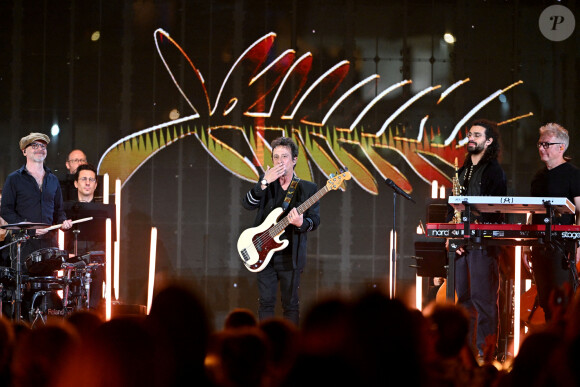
[281,175,300,211]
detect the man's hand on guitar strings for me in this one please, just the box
[288,208,303,227]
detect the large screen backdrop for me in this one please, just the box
[0,1,578,326]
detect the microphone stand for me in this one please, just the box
[384,179,415,299]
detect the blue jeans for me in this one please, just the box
[455,247,499,356]
[256,254,301,325]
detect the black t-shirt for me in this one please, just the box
[531,162,580,225]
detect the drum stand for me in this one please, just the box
[68,227,96,311]
[30,291,49,327]
[0,232,30,322]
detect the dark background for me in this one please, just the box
[0,0,578,327]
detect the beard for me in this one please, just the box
[467,142,485,155]
[30,152,46,162]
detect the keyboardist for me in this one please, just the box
[530,122,580,321]
[447,119,507,361]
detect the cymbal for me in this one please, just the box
[1,221,50,230]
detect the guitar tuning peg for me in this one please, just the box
[329,173,335,178]
[339,168,344,173]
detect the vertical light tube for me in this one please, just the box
[103,173,109,204]
[114,178,121,301]
[58,230,64,251]
[393,230,397,297]
[525,278,531,334]
[114,242,120,301]
[514,245,522,357]
[147,227,158,314]
[415,275,422,310]
[389,230,394,299]
[105,219,112,321]
[431,180,438,199]
[57,229,65,300]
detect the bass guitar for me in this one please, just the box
[238,170,351,272]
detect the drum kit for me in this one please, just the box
[0,220,104,326]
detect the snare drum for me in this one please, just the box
[25,248,68,276]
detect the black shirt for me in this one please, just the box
[531,162,580,225]
[1,165,67,226]
[448,158,507,223]
[1,164,67,263]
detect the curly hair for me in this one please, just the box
[468,119,501,163]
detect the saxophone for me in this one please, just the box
[451,157,462,224]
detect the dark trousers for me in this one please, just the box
[531,242,575,321]
[455,247,499,356]
[256,254,301,325]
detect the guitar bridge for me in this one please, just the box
[240,249,250,262]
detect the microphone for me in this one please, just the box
[385,178,415,203]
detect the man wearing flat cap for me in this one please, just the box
[1,132,72,267]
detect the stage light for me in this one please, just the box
[91,31,100,41]
[389,230,397,299]
[416,275,422,311]
[58,230,64,250]
[103,173,109,204]
[499,94,507,103]
[431,180,438,199]
[443,33,456,44]
[514,245,522,356]
[51,124,60,136]
[114,178,121,301]
[169,108,180,120]
[106,218,112,321]
[147,227,158,314]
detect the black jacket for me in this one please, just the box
[447,158,507,223]
[242,176,320,270]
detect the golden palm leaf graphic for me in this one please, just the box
[97,119,467,197]
[99,122,271,188]
[97,29,531,195]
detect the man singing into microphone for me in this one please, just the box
[447,119,507,361]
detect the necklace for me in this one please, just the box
[462,164,474,193]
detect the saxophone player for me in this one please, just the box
[447,119,507,362]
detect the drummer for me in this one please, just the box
[0,191,7,243]
[0,191,8,266]
[0,132,73,265]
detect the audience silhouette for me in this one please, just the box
[0,282,577,386]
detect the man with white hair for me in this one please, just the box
[530,122,580,321]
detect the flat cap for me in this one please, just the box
[19,132,50,150]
